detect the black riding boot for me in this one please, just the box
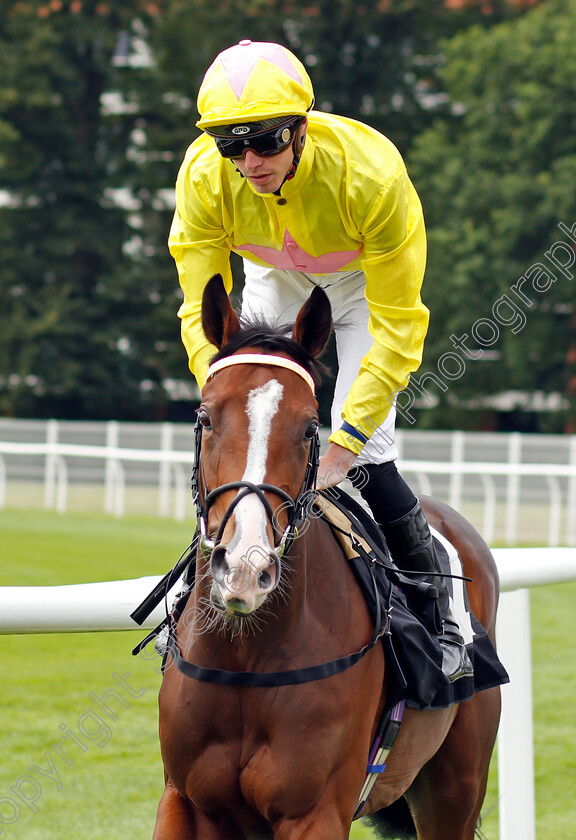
[382,501,473,683]
[350,462,473,683]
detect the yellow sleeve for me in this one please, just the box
[169,159,233,389]
[329,167,429,454]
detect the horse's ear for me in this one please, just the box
[292,286,333,358]
[201,274,241,349]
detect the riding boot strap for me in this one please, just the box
[379,501,474,683]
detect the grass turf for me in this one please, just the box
[0,508,574,839]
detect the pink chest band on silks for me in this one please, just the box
[205,354,316,395]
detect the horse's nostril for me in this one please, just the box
[211,546,229,584]
[258,570,271,589]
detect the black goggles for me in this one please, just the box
[208,118,303,160]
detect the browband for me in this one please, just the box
[205,354,316,395]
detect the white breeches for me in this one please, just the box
[241,261,398,466]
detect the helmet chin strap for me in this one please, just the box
[273,155,298,195]
[274,132,306,195]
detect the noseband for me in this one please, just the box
[191,354,321,566]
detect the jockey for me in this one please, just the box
[170,40,472,683]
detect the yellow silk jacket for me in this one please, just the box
[169,110,429,454]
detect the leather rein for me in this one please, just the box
[170,353,385,687]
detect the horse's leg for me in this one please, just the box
[154,779,270,840]
[153,781,196,840]
[273,810,350,840]
[405,687,501,840]
[153,780,245,840]
[271,772,363,840]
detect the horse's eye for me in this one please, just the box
[197,409,212,430]
[304,420,319,440]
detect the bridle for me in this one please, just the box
[169,352,388,687]
[191,353,321,567]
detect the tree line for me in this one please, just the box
[0,0,574,432]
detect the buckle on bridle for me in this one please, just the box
[198,516,216,560]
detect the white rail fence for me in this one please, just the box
[1,425,576,546]
[1,550,575,840]
[0,438,196,522]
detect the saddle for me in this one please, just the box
[314,487,508,710]
[315,488,444,636]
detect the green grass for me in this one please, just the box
[0,509,574,839]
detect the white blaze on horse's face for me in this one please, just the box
[210,379,284,616]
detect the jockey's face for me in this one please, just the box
[234,144,295,193]
[233,119,307,194]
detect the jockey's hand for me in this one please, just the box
[316,443,357,490]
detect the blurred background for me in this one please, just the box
[1,0,575,433]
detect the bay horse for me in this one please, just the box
[153,274,503,840]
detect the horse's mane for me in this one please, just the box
[210,318,330,386]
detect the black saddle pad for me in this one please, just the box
[316,487,509,710]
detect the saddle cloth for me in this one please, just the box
[315,489,509,710]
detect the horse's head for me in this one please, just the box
[193,274,332,618]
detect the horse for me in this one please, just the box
[152,273,503,840]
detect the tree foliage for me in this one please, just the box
[154,0,522,153]
[0,1,180,418]
[0,0,552,425]
[408,0,576,431]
